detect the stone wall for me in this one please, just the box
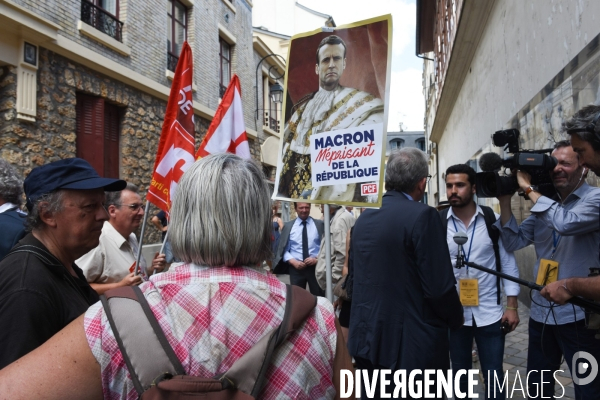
[0,47,212,244]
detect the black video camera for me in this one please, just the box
[475,129,557,198]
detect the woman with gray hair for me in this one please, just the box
[0,158,26,259]
[0,154,341,399]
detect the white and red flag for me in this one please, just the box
[196,74,251,159]
[147,41,196,212]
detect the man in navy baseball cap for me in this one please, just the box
[0,158,126,368]
[24,158,126,211]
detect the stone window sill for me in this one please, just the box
[77,20,131,56]
[221,0,236,13]
[246,127,258,139]
[262,125,280,137]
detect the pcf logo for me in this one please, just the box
[361,183,378,196]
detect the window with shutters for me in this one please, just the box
[76,93,121,178]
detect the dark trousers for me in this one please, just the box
[528,318,600,399]
[354,357,448,400]
[288,263,323,296]
[449,319,505,399]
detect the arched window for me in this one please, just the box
[415,138,426,151]
[390,138,404,150]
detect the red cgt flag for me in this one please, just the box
[148,42,196,212]
[196,75,251,159]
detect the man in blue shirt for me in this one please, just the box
[273,202,324,296]
[497,141,600,399]
[543,105,600,304]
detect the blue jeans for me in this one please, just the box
[450,319,505,399]
[528,318,600,399]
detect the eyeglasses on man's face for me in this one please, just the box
[116,203,144,211]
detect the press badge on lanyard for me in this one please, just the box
[535,231,560,286]
[459,279,479,306]
[454,216,479,306]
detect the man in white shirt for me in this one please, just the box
[443,164,520,400]
[77,183,166,294]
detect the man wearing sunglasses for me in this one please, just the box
[77,183,166,295]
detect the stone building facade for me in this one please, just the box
[0,0,267,243]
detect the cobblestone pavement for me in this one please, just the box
[449,301,575,400]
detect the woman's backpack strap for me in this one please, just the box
[101,285,186,395]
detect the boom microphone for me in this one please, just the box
[478,152,503,172]
[453,231,468,246]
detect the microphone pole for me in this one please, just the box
[460,259,600,315]
[452,231,600,314]
[456,243,465,269]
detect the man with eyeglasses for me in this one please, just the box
[77,183,166,295]
[496,140,600,399]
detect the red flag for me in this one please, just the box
[147,42,196,212]
[196,75,251,159]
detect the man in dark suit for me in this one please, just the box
[0,159,26,260]
[348,148,463,398]
[273,202,324,296]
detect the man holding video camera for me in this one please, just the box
[497,140,600,398]
[542,105,600,305]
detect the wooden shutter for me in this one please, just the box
[76,94,105,175]
[104,103,120,178]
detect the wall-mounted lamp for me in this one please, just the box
[254,53,286,121]
[269,81,283,104]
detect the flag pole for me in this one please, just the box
[324,204,333,302]
[135,200,151,276]
[147,41,195,241]
[159,228,169,255]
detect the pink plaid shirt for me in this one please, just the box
[84,264,338,399]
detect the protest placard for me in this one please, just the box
[273,15,392,206]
